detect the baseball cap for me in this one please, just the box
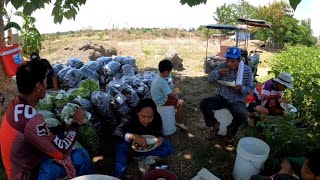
[225,47,241,60]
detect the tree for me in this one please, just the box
[214,3,235,24]
[180,0,302,10]
[213,1,257,25]
[254,1,317,48]
[233,0,258,19]
[16,11,42,56]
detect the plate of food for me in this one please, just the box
[280,103,297,113]
[217,80,236,87]
[132,135,159,152]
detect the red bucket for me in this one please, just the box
[0,44,24,77]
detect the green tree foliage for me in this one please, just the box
[213,1,257,25]
[214,3,235,24]
[232,0,258,20]
[8,0,87,24]
[254,1,317,48]
[15,12,42,56]
[180,0,302,10]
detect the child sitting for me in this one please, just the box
[150,59,188,130]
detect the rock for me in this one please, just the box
[165,48,184,71]
[78,42,117,60]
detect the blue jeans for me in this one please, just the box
[114,139,174,177]
[199,95,247,135]
[37,148,92,180]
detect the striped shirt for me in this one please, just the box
[208,62,254,103]
[246,79,284,107]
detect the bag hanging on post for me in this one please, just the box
[0,43,24,77]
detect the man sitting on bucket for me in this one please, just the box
[246,72,293,117]
[199,46,254,143]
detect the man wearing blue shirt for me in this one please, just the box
[199,47,254,143]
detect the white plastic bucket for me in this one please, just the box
[233,137,270,180]
[157,105,176,136]
[213,108,233,136]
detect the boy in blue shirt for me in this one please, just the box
[150,59,188,130]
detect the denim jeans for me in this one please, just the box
[37,148,92,180]
[199,95,247,135]
[114,139,174,177]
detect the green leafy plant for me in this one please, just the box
[15,11,42,56]
[242,116,320,174]
[270,45,320,134]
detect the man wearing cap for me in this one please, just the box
[247,72,293,116]
[199,47,254,143]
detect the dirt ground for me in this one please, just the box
[1,30,275,179]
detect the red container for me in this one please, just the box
[0,44,24,77]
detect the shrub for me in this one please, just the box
[270,45,320,134]
[242,117,320,174]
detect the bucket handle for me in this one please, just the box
[249,160,263,171]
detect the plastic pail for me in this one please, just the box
[233,137,270,180]
[0,44,24,77]
[157,105,176,136]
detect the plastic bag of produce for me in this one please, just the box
[106,72,122,83]
[66,58,84,69]
[96,56,113,68]
[37,94,54,111]
[85,61,100,72]
[113,56,136,66]
[73,97,93,112]
[142,71,157,87]
[121,64,135,77]
[80,66,100,79]
[133,82,151,99]
[62,69,83,88]
[122,84,139,108]
[107,78,126,93]
[53,64,65,75]
[45,118,62,128]
[55,91,71,108]
[57,66,72,81]
[99,75,108,85]
[101,61,121,75]
[61,103,91,124]
[38,110,56,119]
[110,89,130,117]
[91,91,114,118]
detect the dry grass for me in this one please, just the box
[32,29,274,179]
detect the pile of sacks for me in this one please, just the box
[38,56,158,156]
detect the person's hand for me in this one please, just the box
[156,137,164,146]
[278,98,291,104]
[133,134,147,148]
[231,85,242,92]
[72,108,86,125]
[218,68,229,76]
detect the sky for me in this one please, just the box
[7,0,320,36]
